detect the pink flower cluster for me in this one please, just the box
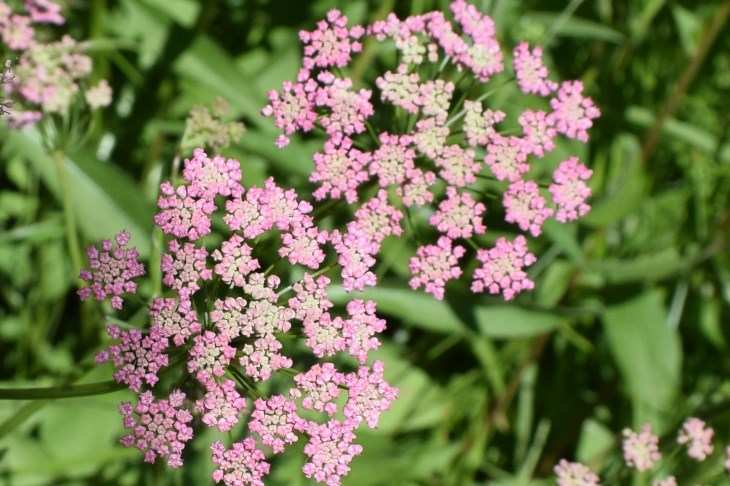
[262,0,599,301]
[1,0,111,127]
[555,417,728,484]
[79,148,397,485]
[77,230,145,310]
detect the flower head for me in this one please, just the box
[622,424,661,472]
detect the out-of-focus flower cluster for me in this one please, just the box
[78,148,397,486]
[0,0,111,128]
[555,418,725,485]
[183,97,246,153]
[262,0,600,301]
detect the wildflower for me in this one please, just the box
[95,324,169,392]
[195,379,246,433]
[343,360,398,428]
[84,148,397,483]
[471,235,536,300]
[77,230,145,310]
[311,138,371,203]
[548,80,601,143]
[554,459,601,486]
[292,362,346,416]
[262,0,601,303]
[348,189,403,248]
[249,395,302,453]
[677,417,714,461]
[622,424,661,472]
[409,236,466,300]
[119,390,193,468]
[301,420,363,486]
[430,186,486,239]
[549,157,593,222]
[512,42,557,96]
[84,79,112,109]
[211,438,270,486]
[503,180,554,236]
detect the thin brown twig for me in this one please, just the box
[641,0,730,162]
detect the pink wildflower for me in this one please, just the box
[622,423,661,472]
[376,65,422,114]
[471,235,536,300]
[239,333,293,382]
[417,79,454,120]
[149,297,201,346]
[554,459,601,486]
[182,147,243,199]
[434,144,481,187]
[318,78,373,145]
[25,0,65,25]
[430,186,486,239]
[518,109,556,157]
[155,181,215,240]
[503,180,554,236]
[311,138,371,203]
[677,417,714,461]
[653,477,677,486]
[330,229,377,292]
[484,134,530,182]
[292,362,346,416]
[347,189,403,248]
[299,9,363,74]
[301,420,363,486]
[450,0,504,82]
[261,80,318,146]
[288,273,334,325]
[95,324,169,393]
[302,313,347,359]
[463,100,504,147]
[195,380,246,432]
[413,116,449,159]
[187,330,237,387]
[78,230,145,310]
[119,390,193,468]
[342,299,386,364]
[398,167,437,207]
[549,157,593,222]
[409,236,466,300]
[249,395,301,453]
[548,80,600,142]
[343,360,398,429]
[211,437,270,486]
[280,225,329,269]
[209,297,248,338]
[512,42,557,96]
[160,240,212,300]
[370,132,416,187]
[211,235,260,287]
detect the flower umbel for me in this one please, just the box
[81,147,397,486]
[263,1,599,302]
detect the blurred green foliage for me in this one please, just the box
[1,0,730,484]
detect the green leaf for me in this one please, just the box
[174,36,266,122]
[528,13,625,43]
[4,130,153,257]
[603,290,681,427]
[582,247,685,284]
[626,105,729,161]
[474,305,566,339]
[582,134,646,227]
[328,282,468,335]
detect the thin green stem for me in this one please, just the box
[0,380,126,400]
[52,149,84,278]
